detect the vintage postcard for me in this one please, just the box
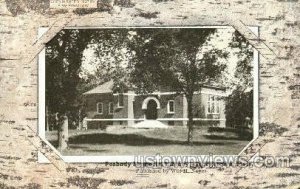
[0,0,299,188]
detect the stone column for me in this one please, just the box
[127,91,135,127]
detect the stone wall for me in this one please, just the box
[0,0,299,188]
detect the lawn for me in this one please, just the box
[45,126,251,156]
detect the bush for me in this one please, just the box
[225,89,253,128]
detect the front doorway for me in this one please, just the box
[145,99,158,120]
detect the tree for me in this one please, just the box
[230,30,253,89]
[81,29,132,93]
[46,29,93,129]
[127,28,229,144]
[54,28,229,144]
[225,88,253,128]
[225,31,254,128]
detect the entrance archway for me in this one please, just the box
[145,99,158,120]
[142,97,161,110]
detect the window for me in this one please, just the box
[109,102,114,114]
[216,100,220,113]
[97,102,103,114]
[168,100,175,114]
[118,93,124,108]
[207,95,220,114]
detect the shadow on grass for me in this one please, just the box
[47,141,92,149]
[68,133,237,146]
[204,135,252,141]
[84,149,109,153]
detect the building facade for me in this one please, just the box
[83,80,227,128]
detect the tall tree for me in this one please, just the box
[82,29,132,93]
[230,30,254,89]
[225,31,254,128]
[46,29,93,128]
[128,28,228,144]
[77,28,229,143]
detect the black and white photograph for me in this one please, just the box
[43,27,257,156]
[2,0,299,188]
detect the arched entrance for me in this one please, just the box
[145,99,158,120]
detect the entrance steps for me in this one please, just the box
[132,120,169,129]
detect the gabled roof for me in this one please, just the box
[83,80,114,95]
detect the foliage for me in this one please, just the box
[229,30,254,89]
[46,29,132,129]
[90,28,229,143]
[46,29,93,127]
[45,28,252,140]
[225,30,254,128]
[127,28,229,143]
[82,29,131,93]
[128,29,229,95]
[225,88,253,128]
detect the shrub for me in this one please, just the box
[225,89,253,128]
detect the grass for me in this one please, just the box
[46,126,252,156]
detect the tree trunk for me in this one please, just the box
[46,106,49,131]
[78,109,83,130]
[187,95,194,145]
[58,115,68,151]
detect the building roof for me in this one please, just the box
[83,80,226,95]
[83,80,114,95]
